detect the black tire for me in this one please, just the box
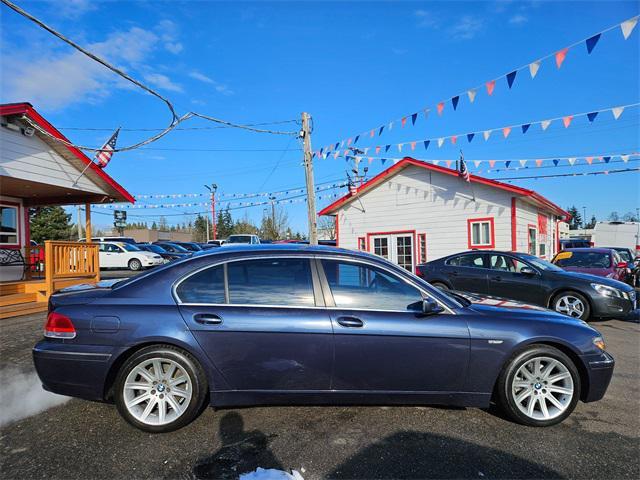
[496,345,581,427]
[430,281,450,291]
[552,291,591,320]
[128,258,142,271]
[114,345,208,433]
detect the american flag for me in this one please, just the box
[95,128,120,168]
[459,155,470,182]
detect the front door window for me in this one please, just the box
[369,233,414,272]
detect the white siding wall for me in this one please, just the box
[0,126,107,194]
[337,165,513,262]
[514,199,556,259]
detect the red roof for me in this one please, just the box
[0,102,135,204]
[318,156,568,218]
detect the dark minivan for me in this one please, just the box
[417,250,637,320]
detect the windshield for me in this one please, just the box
[143,244,165,254]
[180,243,202,251]
[520,254,564,272]
[554,251,611,269]
[614,250,632,262]
[227,235,252,244]
[164,243,190,253]
[121,243,141,252]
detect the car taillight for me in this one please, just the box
[44,312,76,339]
[415,265,423,277]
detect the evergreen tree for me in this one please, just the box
[193,215,209,242]
[29,206,75,243]
[216,208,234,239]
[585,215,597,229]
[566,206,582,229]
[151,221,158,230]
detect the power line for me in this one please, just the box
[58,120,300,132]
[494,167,639,181]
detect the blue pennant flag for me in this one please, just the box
[603,156,611,163]
[451,96,460,111]
[334,142,340,150]
[319,148,324,154]
[587,112,599,122]
[312,152,316,159]
[411,112,418,125]
[586,33,601,54]
[506,70,518,89]
[423,140,430,150]
[467,133,475,143]
[553,159,560,166]
[385,145,391,152]
[381,158,387,165]
[521,124,531,134]
[353,136,359,144]
[378,126,384,136]
[505,161,511,168]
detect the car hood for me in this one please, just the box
[454,291,584,326]
[550,269,631,289]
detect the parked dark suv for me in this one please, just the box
[416,250,637,320]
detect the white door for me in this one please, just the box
[369,233,414,272]
[99,243,124,268]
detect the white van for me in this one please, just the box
[98,242,164,271]
[593,222,640,256]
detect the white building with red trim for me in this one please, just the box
[318,157,569,273]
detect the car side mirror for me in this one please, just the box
[420,299,445,316]
[520,266,537,275]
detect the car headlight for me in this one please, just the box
[592,336,606,351]
[591,283,624,299]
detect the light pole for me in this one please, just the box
[205,184,218,240]
[582,206,587,237]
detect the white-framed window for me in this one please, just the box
[357,237,366,251]
[528,226,537,256]
[418,233,427,262]
[468,218,494,249]
[0,204,19,245]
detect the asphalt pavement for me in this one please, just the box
[0,311,638,479]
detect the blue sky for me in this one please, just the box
[1,0,639,231]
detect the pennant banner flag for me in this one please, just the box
[467,89,477,103]
[587,112,599,122]
[437,102,445,115]
[555,48,569,68]
[451,96,460,111]
[467,133,475,143]
[621,17,638,40]
[563,115,573,128]
[506,70,517,89]
[529,60,541,79]
[586,33,601,54]
[541,119,552,131]
[612,106,625,119]
[521,123,531,134]
[486,80,496,96]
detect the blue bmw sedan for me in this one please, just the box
[33,245,614,432]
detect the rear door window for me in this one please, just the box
[227,258,315,307]
[446,253,486,268]
[176,266,225,304]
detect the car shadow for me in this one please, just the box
[192,412,282,479]
[327,430,564,479]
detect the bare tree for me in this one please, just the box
[317,215,336,240]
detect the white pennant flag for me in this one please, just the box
[519,160,527,167]
[398,143,403,152]
[621,154,630,162]
[389,122,394,130]
[473,160,482,168]
[621,17,638,40]
[432,160,441,166]
[529,61,541,79]
[393,158,401,164]
[483,130,492,141]
[568,158,576,165]
[364,147,370,155]
[540,119,552,130]
[611,106,624,119]
[467,89,477,103]
[437,137,445,148]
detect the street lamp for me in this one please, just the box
[204,184,218,240]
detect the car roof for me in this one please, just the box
[562,247,612,253]
[193,243,369,258]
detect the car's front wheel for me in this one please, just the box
[496,345,580,427]
[430,281,450,291]
[128,258,142,271]
[552,291,590,320]
[114,345,208,433]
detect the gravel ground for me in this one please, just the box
[0,312,638,480]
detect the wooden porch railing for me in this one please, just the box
[44,241,100,296]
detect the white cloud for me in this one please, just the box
[156,19,184,55]
[143,73,183,93]
[164,42,184,54]
[414,9,439,28]
[509,14,528,25]
[449,15,484,40]
[49,0,97,19]
[214,84,234,96]
[189,71,215,84]
[1,24,182,110]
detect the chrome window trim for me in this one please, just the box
[444,252,541,276]
[172,253,454,315]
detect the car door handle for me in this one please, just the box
[490,275,502,281]
[193,313,223,325]
[449,271,458,276]
[336,316,364,328]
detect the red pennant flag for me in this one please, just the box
[489,160,496,168]
[370,129,375,138]
[347,138,352,146]
[445,160,453,168]
[586,156,594,164]
[410,141,417,151]
[401,117,407,127]
[486,80,496,96]
[437,102,445,115]
[535,159,543,167]
[375,146,381,154]
[562,115,573,128]
[502,127,511,138]
[555,48,569,68]
[450,136,457,145]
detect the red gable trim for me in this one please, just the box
[0,103,135,204]
[318,156,567,218]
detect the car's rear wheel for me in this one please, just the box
[114,345,208,433]
[430,282,449,291]
[552,291,590,320]
[128,258,142,271]
[496,345,580,427]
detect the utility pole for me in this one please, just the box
[270,195,276,238]
[76,205,83,240]
[204,184,217,240]
[301,112,318,245]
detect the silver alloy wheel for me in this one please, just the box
[511,356,574,421]
[554,295,585,318]
[123,357,193,426]
[129,259,142,271]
